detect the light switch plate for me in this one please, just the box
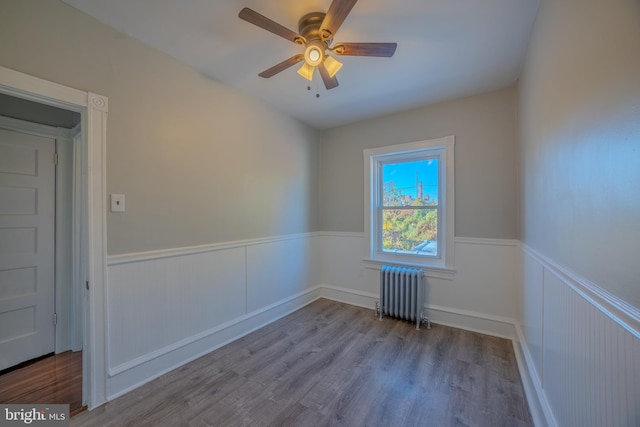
[111,194,125,212]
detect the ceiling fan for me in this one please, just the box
[239,0,397,90]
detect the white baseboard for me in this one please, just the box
[320,285,378,310]
[426,305,517,339]
[514,324,557,427]
[107,287,322,400]
[319,284,517,339]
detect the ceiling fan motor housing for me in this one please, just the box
[298,12,330,46]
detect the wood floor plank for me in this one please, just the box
[71,299,533,427]
[0,351,83,415]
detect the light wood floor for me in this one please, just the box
[71,299,532,426]
[0,350,85,416]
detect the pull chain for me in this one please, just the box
[306,84,321,98]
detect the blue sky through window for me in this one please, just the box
[383,159,438,202]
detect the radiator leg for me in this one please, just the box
[420,314,432,329]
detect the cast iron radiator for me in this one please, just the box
[377,265,429,329]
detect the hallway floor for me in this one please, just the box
[0,351,85,417]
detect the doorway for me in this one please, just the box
[0,65,108,409]
[0,108,83,412]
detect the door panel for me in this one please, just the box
[0,127,55,370]
[0,187,37,215]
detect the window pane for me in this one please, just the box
[382,208,438,256]
[382,159,438,207]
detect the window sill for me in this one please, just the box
[363,258,456,280]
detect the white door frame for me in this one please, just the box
[0,66,108,409]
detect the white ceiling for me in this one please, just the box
[60,0,539,130]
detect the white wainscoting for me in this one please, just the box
[318,232,521,339]
[105,234,321,399]
[105,231,639,427]
[519,245,640,427]
[104,232,523,400]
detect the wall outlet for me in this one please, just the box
[111,194,125,212]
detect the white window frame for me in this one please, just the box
[364,136,455,270]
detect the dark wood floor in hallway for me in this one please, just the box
[71,299,532,426]
[0,350,84,416]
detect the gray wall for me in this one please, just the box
[319,87,519,239]
[0,0,319,255]
[518,0,640,309]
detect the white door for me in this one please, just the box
[0,127,56,370]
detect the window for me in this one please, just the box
[364,136,455,269]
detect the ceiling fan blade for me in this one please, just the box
[239,8,304,44]
[320,0,358,40]
[258,55,305,78]
[333,42,397,57]
[318,63,339,90]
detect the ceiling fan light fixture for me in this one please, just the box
[297,62,315,81]
[324,55,343,78]
[304,44,325,67]
[239,1,398,91]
